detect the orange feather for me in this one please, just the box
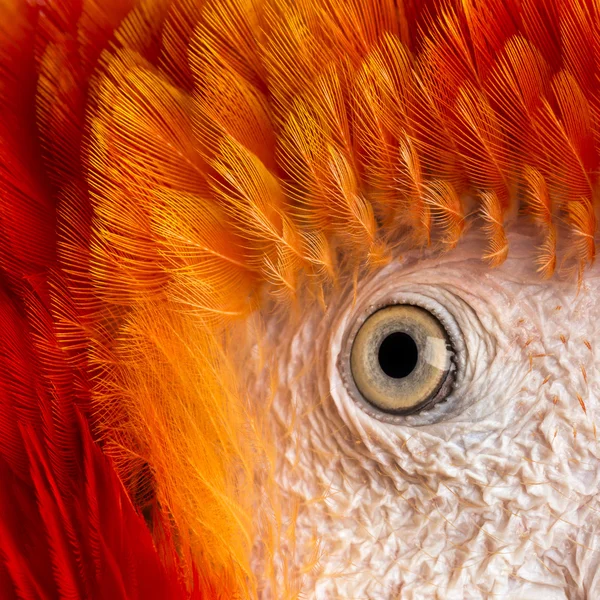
[522,166,557,278]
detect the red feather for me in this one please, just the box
[0,1,202,597]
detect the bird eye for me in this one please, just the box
[348,305,456,416]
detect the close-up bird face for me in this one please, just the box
[261,225,600,598]
[1,0,600,599]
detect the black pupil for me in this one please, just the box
[378,332,418,379]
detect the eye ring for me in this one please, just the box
[339,299,460,420]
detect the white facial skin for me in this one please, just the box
[258,222,600,600]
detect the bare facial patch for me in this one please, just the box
[254,223,600,599]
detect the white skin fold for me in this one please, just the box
[254,222,600,599]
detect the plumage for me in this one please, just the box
[424,180,466,250]
[0,288,197,599]
[522,166,556,278]
[2,0,600,597]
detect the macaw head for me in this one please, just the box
[1,0,599,598]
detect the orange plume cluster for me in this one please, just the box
[1,0,600,598]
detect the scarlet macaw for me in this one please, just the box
[0,0,597,598]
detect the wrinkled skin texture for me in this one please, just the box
[259,223,600,599]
